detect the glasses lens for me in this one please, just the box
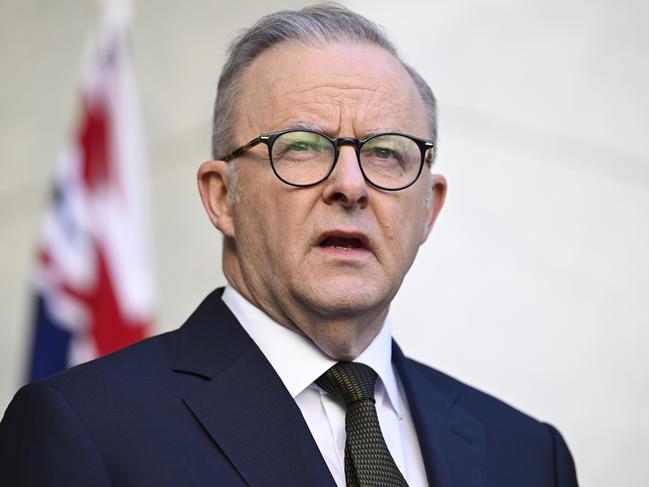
[360,135,422,189]
[271,131,334,185]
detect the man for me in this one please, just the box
[0,5,578,486]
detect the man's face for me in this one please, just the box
[200,41,446,359]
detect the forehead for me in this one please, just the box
[235,41,430,140]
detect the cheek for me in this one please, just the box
[376,208,406,261]
[378,200,427,268]
[236,187,313,261]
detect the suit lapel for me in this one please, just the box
[393,343,487,487]
[174,289,335,487]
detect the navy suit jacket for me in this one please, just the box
[1,288,578,486]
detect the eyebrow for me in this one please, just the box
[279,122,407,140]
[282,121,329,133]
[362,127,404,138]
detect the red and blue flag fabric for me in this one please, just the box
[28,2,154,381]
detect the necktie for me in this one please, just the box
[316,362,409,487]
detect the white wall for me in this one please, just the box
[1,1,647,485]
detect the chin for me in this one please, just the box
[309,324,373,361]
[298,277,391,318]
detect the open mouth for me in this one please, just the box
[317,230,370,255]
[319,236,364,250]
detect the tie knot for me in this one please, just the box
[316,362,378,407]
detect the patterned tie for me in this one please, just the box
[316,362,409,487]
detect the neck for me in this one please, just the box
[221,240,388,361]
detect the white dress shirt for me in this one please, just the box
[222,286,428,487]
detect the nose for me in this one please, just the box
[322,145,369,209]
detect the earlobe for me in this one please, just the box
[197,160,236,238]
[421,174,447,243]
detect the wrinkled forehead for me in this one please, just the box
[234,41,430,141]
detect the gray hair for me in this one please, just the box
[211,3,437,161]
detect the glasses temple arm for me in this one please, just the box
[222,137,263,162]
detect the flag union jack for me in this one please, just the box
[29,6,153,381]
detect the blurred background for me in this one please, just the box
[1,0,648,485]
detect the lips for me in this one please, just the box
[320,236,363,250]
[317,230,371,252]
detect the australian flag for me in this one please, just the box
[28,1,154,381]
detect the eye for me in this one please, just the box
[370,147,398,159]
[361,143,402,164]
[272,131,333,163]
[289,140,314,151]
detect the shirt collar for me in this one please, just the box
[221,285,402,417]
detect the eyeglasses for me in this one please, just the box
[222,129,434,191]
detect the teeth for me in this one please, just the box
[320,236,363,249]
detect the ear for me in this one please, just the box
[197,160,236,238]
[421,173,447,244]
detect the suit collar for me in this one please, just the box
[173,288,246,379]
[222,285,403,417]
[393,342,487,487]
[174,289,335,486]
[174,289,487,486]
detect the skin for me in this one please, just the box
[198,41,447,360]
